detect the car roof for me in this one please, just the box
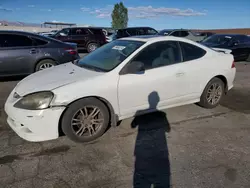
[160,29,189,32]
[118,35,194,43]
[0,30,36,35]
[213,34,247,37]
[117,27,156,30]
[63,27,102,30]
[0,30,50,39]
[0,30,67,43]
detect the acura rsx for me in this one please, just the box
[5,35,236,143]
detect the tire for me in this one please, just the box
[87,43,99,53]
[35,59,56,72]
[198,77,225,109]
[246,53,250,62]
[61,98,110,143]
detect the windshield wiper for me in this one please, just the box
[79,63,106,72]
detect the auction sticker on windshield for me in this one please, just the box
[112,46,126,50]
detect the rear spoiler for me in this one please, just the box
[212,48,232,54]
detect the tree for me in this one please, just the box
[111,2,128,29]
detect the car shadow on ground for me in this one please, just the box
[221,88,250,114]
[131,91,171,188]
[78,49,88,54]
[0,75,25,82]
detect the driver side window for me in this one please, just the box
[131,41,181,70]
[170,31,180,37]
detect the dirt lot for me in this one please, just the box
[0,62,250,188]
[193,28,250,35]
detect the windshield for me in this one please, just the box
[77,40,145,72]
[202,35,232,44]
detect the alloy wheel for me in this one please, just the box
[39,63,54,70]
[71,106,104,137]
[206,83,222,105]
[89,44,97,52]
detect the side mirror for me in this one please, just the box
[124,61,145,74]
[59,32,67,36]
[233,41,239,46]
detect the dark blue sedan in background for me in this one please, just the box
[0,30,80,77]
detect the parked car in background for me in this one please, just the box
[0,30,79,77]
[106,33,117,42]
[102,29,116,42]
[201,34,250,61]
[50,27,107,53]
[38,30,59,37]
[4,35,236,143]
[158,29,206,42]
[198,32,215,38]
[115,27,158,39]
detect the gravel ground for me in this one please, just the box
[0,61,250,188]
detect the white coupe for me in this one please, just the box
[5,36,236,143]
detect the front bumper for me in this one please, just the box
[4,91,65,142]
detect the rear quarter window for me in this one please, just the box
[89,29,104,35]
[180,42,206,62]
[126,29,137,36]
[0,34,33,47]
[32,38,48,46]
[71,28,88,35]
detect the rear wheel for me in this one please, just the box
[198,77,225,109]
[35,59,56,72]
[87,43,99,53]
[61,98,110,143]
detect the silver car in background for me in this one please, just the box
[158,29,206,42]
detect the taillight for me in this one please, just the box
[103,34,107,43]
[65,48,77,55]
[231,61,235,68]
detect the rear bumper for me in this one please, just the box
[59,54,80,64]
[226,67,236,92]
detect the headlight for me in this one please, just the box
[14,91,54,110]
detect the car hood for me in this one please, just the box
[14,63,104,96]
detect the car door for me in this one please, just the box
[177,41,209,98]
[230,36,250,60]
[69,28,89,49]
[0,34,38,76]
[118,41,186,117]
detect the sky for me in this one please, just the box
[0,0,249,30]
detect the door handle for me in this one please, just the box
[176,72,185,77]
[30,49,37,54]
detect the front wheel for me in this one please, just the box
[198,77,225,109]
[87,43,99,53]
[61,98,110,143]
[35,59,56,72]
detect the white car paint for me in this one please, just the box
[212,48,232,54]
[4,36,236,142]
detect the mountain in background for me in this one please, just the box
[0,20,41,27]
